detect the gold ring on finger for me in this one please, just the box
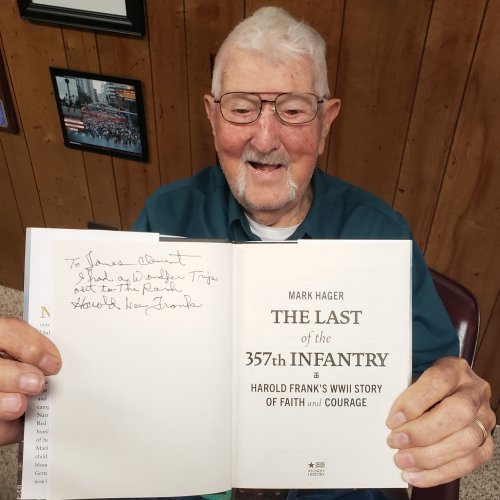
[472,418,488,447]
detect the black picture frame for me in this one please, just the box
[18,0,146,37]
[0,55,19,134]
[50,67,148,163]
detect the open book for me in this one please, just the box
[20,228,411,499]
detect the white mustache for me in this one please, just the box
[241,147,290,167]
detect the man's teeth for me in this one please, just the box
[249,161,282,169]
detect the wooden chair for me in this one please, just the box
[428,269,479,363]
[384,269,480,500]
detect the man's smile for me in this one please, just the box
[248,161,285,172]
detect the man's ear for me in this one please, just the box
[318,98,341,155]
[204,94,216,135]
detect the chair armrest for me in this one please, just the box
[411,479,459,500]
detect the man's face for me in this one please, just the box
[204,49,340,227]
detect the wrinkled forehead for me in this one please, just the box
[219,48,316,95]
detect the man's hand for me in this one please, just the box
[386,356,495,487]
[0,317,61,445]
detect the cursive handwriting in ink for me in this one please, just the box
[187,270,218,285]
[124,295,202,316]
[86,250,133,271]
[137,250,200,267]
[71,295,120,311]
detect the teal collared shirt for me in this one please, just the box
[133,165,458,376]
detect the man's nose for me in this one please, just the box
[249,103,282,152]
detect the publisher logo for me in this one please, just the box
[307,461,326,477]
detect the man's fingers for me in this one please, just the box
[0,359,46,395]
[387,357,492,430]
[0,318,61,375]
[0,392,28,421]
[388,385,486,448]
[387,357,467,427]
[400,437,494,488]
[386,357,496,487]
[0,318,60,447]
[393,421,493,471]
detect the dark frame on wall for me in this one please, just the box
[0,54,19,134]
[50,67,148,163]
[17,0,146,37]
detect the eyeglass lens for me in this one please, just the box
[219,93,319,124]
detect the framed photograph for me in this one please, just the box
[0,55,19,134]
[18,0,146,37]
[50,67,148,162]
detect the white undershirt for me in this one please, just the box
[245,214,300,241]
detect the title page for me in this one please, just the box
[49,239,233,499]
[232,240,411,489]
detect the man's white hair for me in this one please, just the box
[211,6,329,98]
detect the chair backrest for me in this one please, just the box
[429,268,480,365]
[410,270,480,500]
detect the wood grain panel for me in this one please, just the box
[474,292,500,420]
[0,0,498,380]
[424,0,500,345]
[0,38,44,230]
[0,141,25,289]
[0,131,44,229]
[393,0,486,249]
[185,0,244,172]
[96,32,161,229]
[246,0,344,171]
[61,29,101,74]
[0,0,93,228]
[328,0,432,204]
[62,29,122,229]
[147,0,192,184]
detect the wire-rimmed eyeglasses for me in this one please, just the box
[213,92,324,125]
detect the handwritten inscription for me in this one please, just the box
[64,248,220,315]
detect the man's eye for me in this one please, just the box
[283,108,302,116]
[232,108,252,114]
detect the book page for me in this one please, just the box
[232,240,411,489]
[21,228,159,500]
[23,234,233,500]
[47,239,233,500]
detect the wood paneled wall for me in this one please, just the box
[0,0,498,417]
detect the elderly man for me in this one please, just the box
[0,6,494,500]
